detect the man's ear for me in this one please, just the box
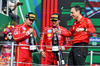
[24,18,26,21]
[58,20,60,22]
[77,10,80,14]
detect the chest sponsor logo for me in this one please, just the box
[14,29,19,35]
[22,31,26,33]
[26,38,29,44]
[73,26,75,30]
[74,22,76,25]
[47,29,52,33]
[22,27,26,30]
[79,25,81,28]
[48,38,52,40]
[80,22,82,24]
[48,34,51,37]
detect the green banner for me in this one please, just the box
[0,13,12,31]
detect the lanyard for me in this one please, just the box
[52,26,60,31]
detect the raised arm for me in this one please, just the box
[13,25,30,41]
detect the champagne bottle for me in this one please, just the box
[29,33,37,52]
[52,33,59,53]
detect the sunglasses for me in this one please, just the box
[51,20,57,22]
[29,19,34,22]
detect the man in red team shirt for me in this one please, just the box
[13,12,37,66]
[63,5,96,66]
[39,13,71,65]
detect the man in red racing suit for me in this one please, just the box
[13,12,37,66]
[39,13,71,65]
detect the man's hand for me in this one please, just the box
[17,2,23,6]
[40,51,46,58]
[59,46,62,50]
[13,2,22,10]
[56,30,61,34]
[52,28,57,33]
[53,28,61,34]
[76,28,84,32]
[28,28,33,34]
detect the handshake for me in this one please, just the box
[17,2,23,6]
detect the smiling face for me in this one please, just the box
[51,20,60,27]
[70,7,80,20]
[24,18,34,26]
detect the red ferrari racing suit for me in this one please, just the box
[39,26,71,65]
[13,23,36,66]
[62,16,96,44]
[63,16,96,65]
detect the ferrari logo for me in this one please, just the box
[73,26,75,30]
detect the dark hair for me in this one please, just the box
[71,5,82,14]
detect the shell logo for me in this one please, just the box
[48,34,51,37]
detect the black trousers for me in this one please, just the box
[68,42,88,66]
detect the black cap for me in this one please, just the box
[50,13,60,21]
[25,12,36,20]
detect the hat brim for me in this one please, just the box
[50,18,58,21]
[29,17,37,20]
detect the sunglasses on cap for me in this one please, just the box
[51,20,57,22]
[29,19,34,22]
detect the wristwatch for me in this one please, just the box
[84,28,86,31]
